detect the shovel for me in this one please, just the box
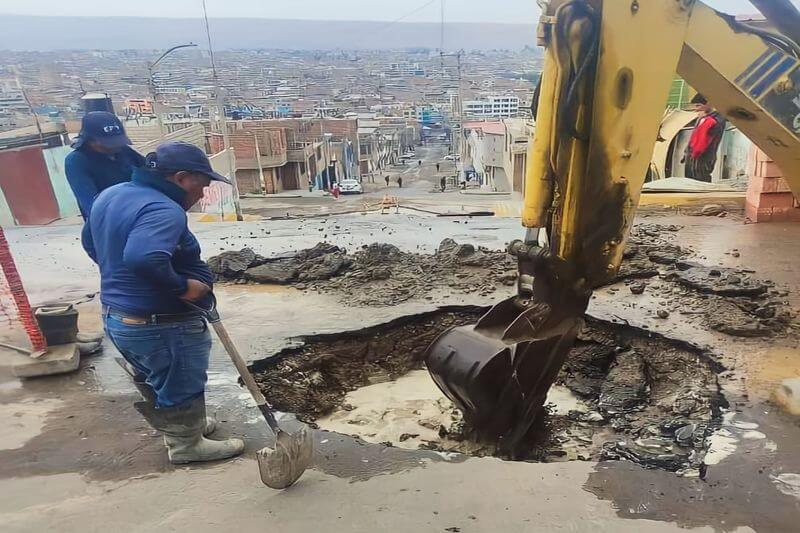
[187,295,313,489]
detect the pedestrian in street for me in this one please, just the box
[308,177,313,192]
[66,111,144,219]
[440,175,447,193]
[683,93,726,183]
[397,176,403,188]
[385,175,390,187]
[418,160,422,167]
[436,162,440,172]
[83,141,244,465]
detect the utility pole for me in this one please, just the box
[457,50,464,158]
[148,43,197,138]
[16,78,44,145]
[440,0,446,77]
[440,50,464,157]
[254,133,267,194]
[203,0,243,221]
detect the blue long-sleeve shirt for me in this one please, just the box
[83,168,214,316]
[65,146,144,219]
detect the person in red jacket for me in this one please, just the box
[684,93,726,182]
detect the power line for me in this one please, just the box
[201,0,218,80]
[353,0,439,43]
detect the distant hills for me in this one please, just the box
[0,15,539,51]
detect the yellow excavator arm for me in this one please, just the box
[526,0,800,287]
[425,0,800,454]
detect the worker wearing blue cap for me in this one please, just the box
[83,140,243,465]
[65,111,144,219]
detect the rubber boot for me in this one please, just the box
[118,358,217,436]
[77,331,105,343]
[153,396,244,465]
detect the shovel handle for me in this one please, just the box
[185,295,282,434]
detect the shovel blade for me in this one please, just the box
[256,425,313,489]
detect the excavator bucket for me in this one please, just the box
[424,243,590,454]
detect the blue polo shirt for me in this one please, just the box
[65,146,144,219]
[82,168,214,316]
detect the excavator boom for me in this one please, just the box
[425,0,800,455]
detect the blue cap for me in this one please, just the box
[73,111,131,149]
[144,141,232,185]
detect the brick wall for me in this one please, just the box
[227,118,359,146]
[210,128,287,160]
[235,169,262,194]
[745,147,800,223]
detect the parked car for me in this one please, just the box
[444,154,461,161]
[339,179,363,194]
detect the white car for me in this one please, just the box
[444,154,461,161]
[338,179,363,194]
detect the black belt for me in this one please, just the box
[105,306,203,325]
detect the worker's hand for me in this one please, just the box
[680,156,686,164]
[180,279,212,302]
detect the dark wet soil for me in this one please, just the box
[210,239,516,306]
[212,223,793,335]
[251,306,725,473]
[250,307,481,419]
[616,223,794,337]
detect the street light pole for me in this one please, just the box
[148,43,197,138]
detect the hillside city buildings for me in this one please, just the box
[0,47,540,198]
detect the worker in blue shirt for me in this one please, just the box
[65,111,144,219]
[83,141,244,465]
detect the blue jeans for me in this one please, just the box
[104,312,212,408]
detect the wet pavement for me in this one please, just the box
[0,167,799,531]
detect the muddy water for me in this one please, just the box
[745,345,800,400]
[317,370,453,450]
[252,307,724,472]
[317,370,589,452]
[585,400,800,532]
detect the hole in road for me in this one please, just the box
[251,306,726,473]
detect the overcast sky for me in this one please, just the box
[1,0,798,22]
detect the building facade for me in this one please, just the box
[463,95,520,119]
[462,118,532,193]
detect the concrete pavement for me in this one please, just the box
[0,143,798,532]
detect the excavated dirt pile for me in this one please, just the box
[209,223,792,334]
[616,224,793,337]
[251,306,725,473]
[210,239,516,306]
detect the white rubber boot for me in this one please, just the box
[204,415,218,437]
[153,397,244,464]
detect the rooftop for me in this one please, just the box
[463,120,505,136]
